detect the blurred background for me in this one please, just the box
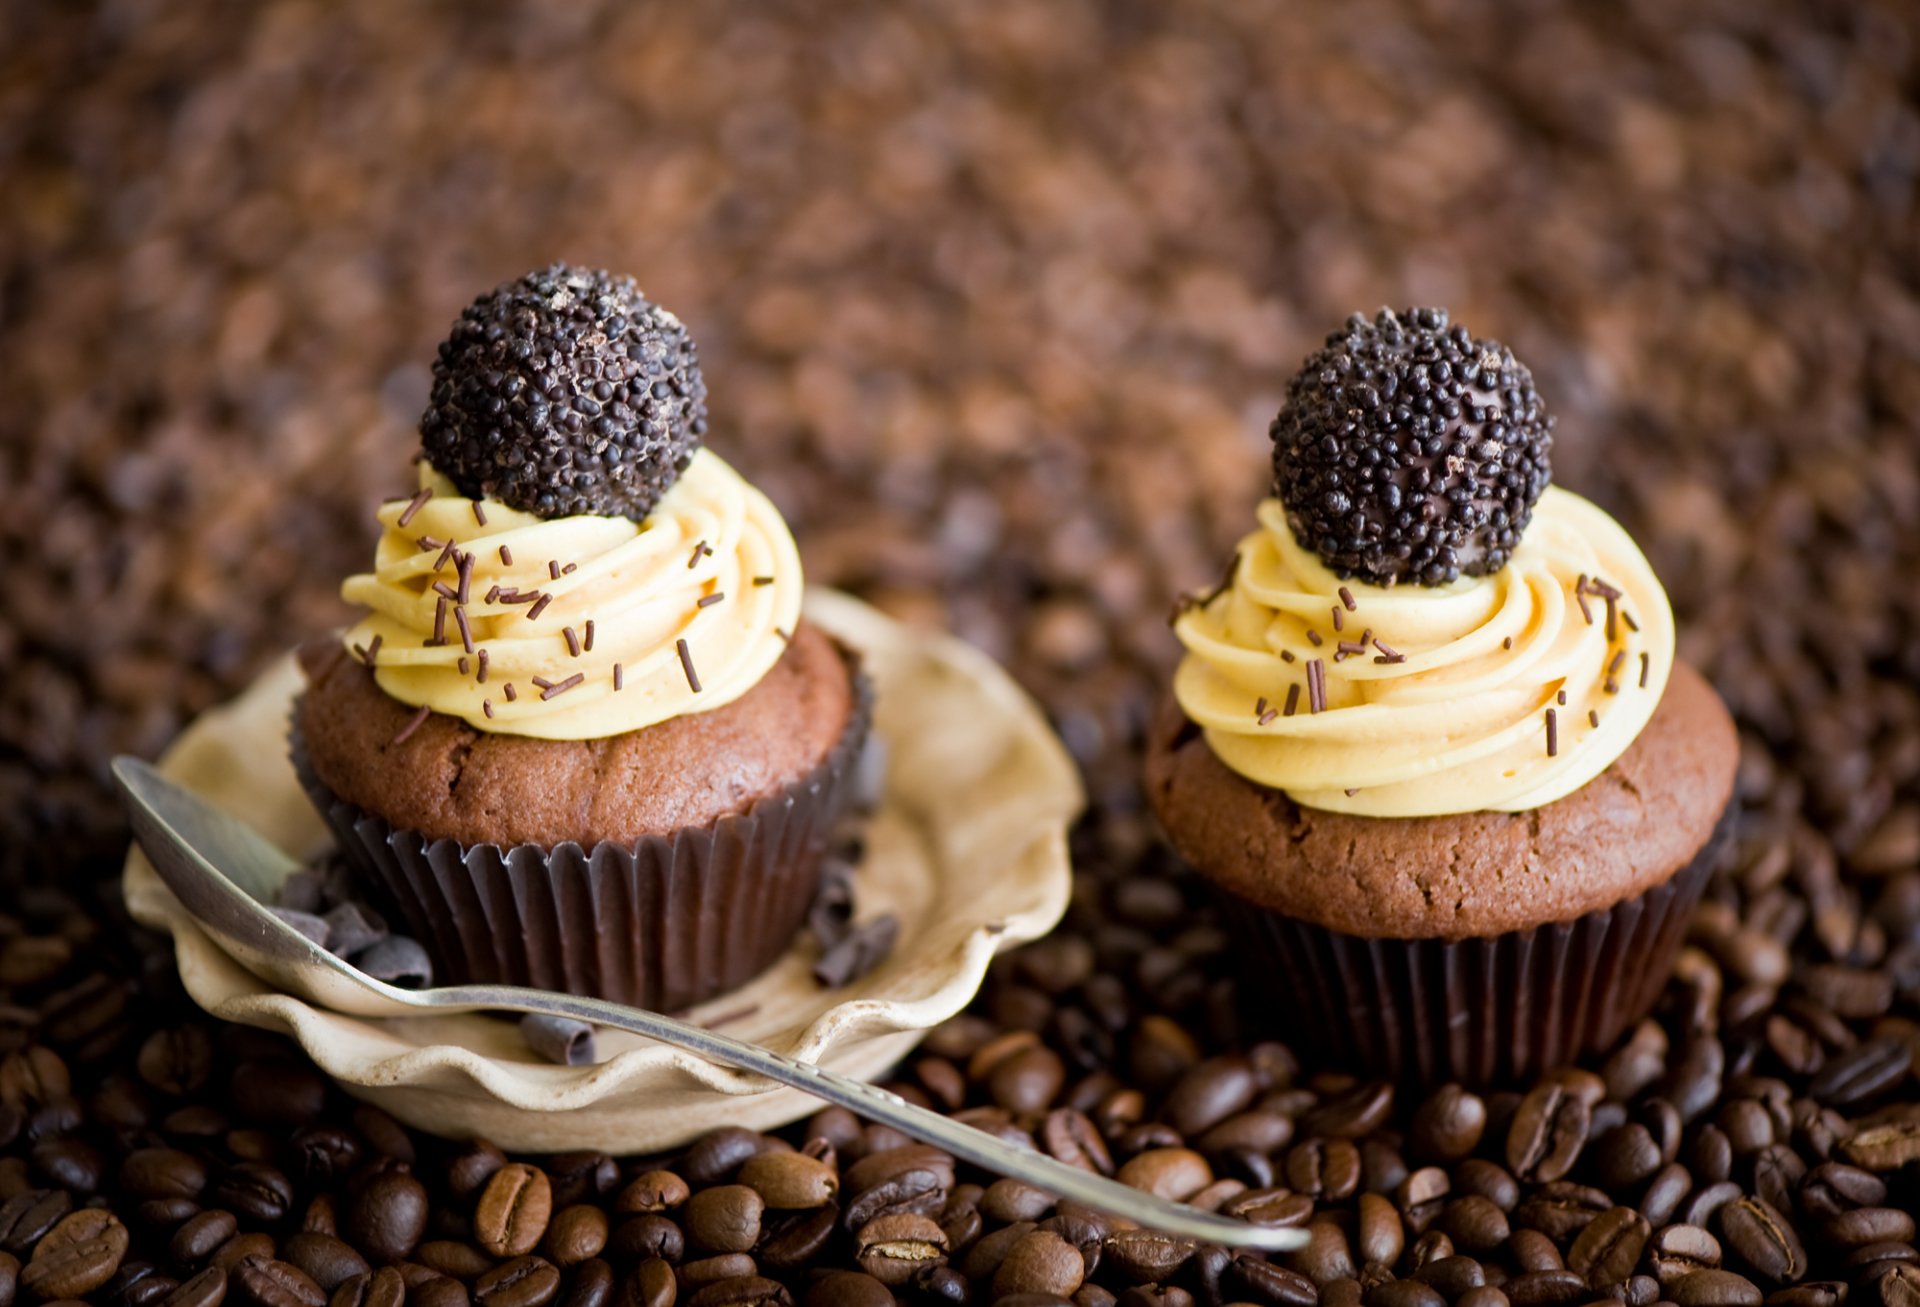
[2,0,1917,888]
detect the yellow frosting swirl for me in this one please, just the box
[1171,487,1674,816]
[340,449,803,740]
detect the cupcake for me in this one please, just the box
[1145,307,1737,1084]
[293,264,871,1011]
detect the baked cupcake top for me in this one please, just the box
[1171,308,1674,817]
[339,265,803,740]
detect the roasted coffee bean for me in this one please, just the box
[1501,1271,1588,1306]
[1566,1207,1651,1289]
[684,1187,762,1256]
[476,1166,554,1261]
[620,1260,674,1307]
[1507,1083,1590,1184]
[1409,1086,1486,1163]
[979,1181,1056,1225]
[1754,1147,1806,1217]
[616,1174,690,1216]
[211,1237,278,1276]
[1763,1283,1847,1307]
[1286,1221,1355,1286]
[1115,1149,1211,1202]
[1365,1281,1444,1307]
[342,1170,427,1266]
[1641,1162,1693,1226]
[214,1163,295,1225]
[1511,1230,1564,1273]
[1804,1036,1912,1097]
[1843,1125,1920,1173]
[1684,1183,1746,1229]
[1593,1125,1665,1192]
[174,1211,241,1267]
[1410,1256,1485,1299]
[1227,1256,1318,1307]
[961,1223,1035,1283]
[0,1187,70,1253]
[676,1255,756,1289]
[684,1277,790,1307]
[1439,1196,1509,1254]
[1303,1082,1394,1140]
[1828,1210,1917,1249]
[123,1148,209,1201]
[610,1217,683,1266]
[1800,1163,1885,1218]
[21,1209,128,1299]
[1100,1230,1194,1284]
[330,1267,404,1307]
[1356,1193,1404,1268]
[1456,1288,1510,1307]
[472,1257,561,1307]
[841,1149,952,1229]
[1285,1140,1362,1202]
[853,1213,948,1288]
[1451,1160,1519,1213]
[1720,1198,1807,1285]
[162,1266,230,1307]
[1652,1225,1725,1286]
[1669,1270,1764,1307]
[416,1243,493,1280]
[277,1235,367,1296]
[682,1133,782,1188]
[231,1257,326,1307]
[1867,1266,1920,1307]
[542,1207,607,1269]
[1039,1111,1114,1177]
[228,1064,326,1130]
[757,1205,839,1271]
[736,1155,835,1211]
[992,1230,1083,1299]
[413,1275,472,1307]
[1221,1187,1313,1228]
[802,1271,890,1307]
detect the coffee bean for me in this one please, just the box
[841,1149,953,1229]
[330,1267,404,1307]
[622,1260,675,1307]
[232,1257,326,1307]
[1101,1231,1194,1284]
[1357,1193,1404,1268]
[1829,1209,1917,1249]
[211,1237,278,1276]
[21,1209,128,1299]
[1410,1256,1485,1299]
[1285,1140,1362,1201]
[1502,1270,1588,1306]
[280,1235,368,1294]
[609,1217,682,1266]
[174,1212,240,1267]
[1868,1265,1920,1307]
[684,1277,790,1307]
[992,1230,1082,1299]
[1440,1196,1509,1254]
[1226,1256,1317,1307]
[413,1275,472,1307]
[1397,1168,1450,1231]
[676,1255,756,1289]
[416,1243,493,1280]
[123,1148,209,1201]
[1115,1149,1211,1202]
[1161,1058,1257,1137]
[1286,1221,1355,1287]
[1764,1283,1847,1307]
[1720,1198,1807,1285]
[1451,1160,1519,1213]
[1670,1270,1764,1307]
[1456,1289,1510,1307]
[854,1213,947,1288]
[1640,1162,1693,1226]
[473,1258,561,1307]
[1800,1163,1886,1218]
[228,1064,326,1130]
[1409,1086,1486,1163]
[1843,1124,1920,1173]
[1566,1207,1651,1289]
[1039,1110,1114,1177]
[1511,1230,1564,1273]
[616,1174,690,1216]
[1406,1231,1455,1273]
[962,1224,1036,1283]
[214,1163,294,1225]
[681,1133,783,1189]
[477,1166,554,1261]
[757,1205,839,1271]
[542,1207,607,1269]
[1366,1281,1444,1307]
[737,1155,835,1211]
[802,1271,891,1307]
[1303,1082,1394,1140]
[1507,1083,1591,1184]
[1684,1183,1746,1229]
[684,1187,762,1256]
[1220,1187,1313,1228]
[445,1144,508,1205]
[1652,1225,1725,1286]
[162,1266,229,1307]
[979,1180,1055,1225]
[0,1188,71,1254]
[343,1170,427,1265]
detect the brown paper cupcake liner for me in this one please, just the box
[1217,806,1732,1086]
[290,662,873,1012]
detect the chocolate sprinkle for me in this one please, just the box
[1338,585,1357,611]
[1609,649,1627,676]
[1640,652,1650,688]
[1259,708,1279,725]
[527,593,552,621]
[1306,629,1323,647]
[1254,696,1268,718]
[485,584,501,604]
[753,575,774,586]
[1271,306,1552,586]
[432,581,457,601]
[1307,657,1327,713]
[539,672,585,700]
[477,649,489,682]
[503,683,517,701]
[396,487,431,527]
[456,608,474,658]
[433,537,457,572]
[390,704,431,747]
[583,620,595,651]
[456,552,473,605]
[677,637,701,692]
[697,592,724,608]
[563,562,576,574]
[688,541,712,569]
[1624,610,1640,633]
[1557,689,1567,706]
[471,502,487,526]
[1589,708,1601,728]
[1545,706,1558,757]
[563,625,580,656]
[1280,649,1296,663]
[418,263,707,522]
[548,560,561,581]
[1283,683,1301,716]
[1332,605,1345,632]
[482,699,493,719]
[432,596,447,644]
[499,545,513,566]
[1372,637,1403,663]
[613,663,623,691]
[1503,635,1514,650]
[457,656,469,674]
[361,634,382,667]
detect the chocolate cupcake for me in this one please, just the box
[294,264,870,1010]
[1145,307,1737,1084]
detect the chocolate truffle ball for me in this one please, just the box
[1270,306,1553,586]
[419,263,707,521]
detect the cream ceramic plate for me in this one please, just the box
[123,588,1081,1153]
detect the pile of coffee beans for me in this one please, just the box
[3,1,1918,1305]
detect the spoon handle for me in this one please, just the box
[432,983,1303,1252]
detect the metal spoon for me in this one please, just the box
[113,756,1304,1251]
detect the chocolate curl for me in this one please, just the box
[521,1014,598,1066]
